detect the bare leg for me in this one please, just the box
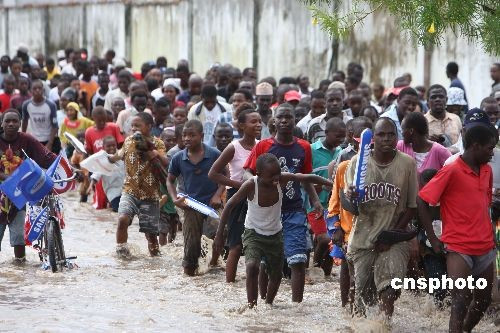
[116,215,131,244]
[259,262,268,299]
[225,245,242,283]
[378,287,400,319]
[146,233,160,256]
[184,267,196,276]
[447,252,473,333]
[291,262,306,302]
[463,263,494,332]
[266,274,282,305]
[159,233,167,246]
[13,245,25,260]
[246,260,260,307]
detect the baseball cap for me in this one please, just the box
[387,86,409,97]
[256,82,273,96]
[447,87,467,106]
[284,90,301,102]
[463,108,491,129]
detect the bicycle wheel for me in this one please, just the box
[47,217,66,273]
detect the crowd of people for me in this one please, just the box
[0,45,499,332]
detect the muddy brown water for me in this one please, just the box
[0,192,497,332]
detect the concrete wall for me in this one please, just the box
[0,0,497,106]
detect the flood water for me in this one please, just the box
[0,192,497,332]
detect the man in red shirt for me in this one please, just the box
[0,75,16,113]
[85,106,124,155]
[418,125,497,333]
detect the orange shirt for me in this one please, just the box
[80,80,99,112]
[327,160,354,242]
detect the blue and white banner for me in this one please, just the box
[26,206,49,242]
[353,128,372,201]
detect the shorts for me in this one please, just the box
[159,211,179,234]
[226,188,247,249]
[0,210,26,251]
[110,196,121,212]
[348,242,409,312]
[242,228,283,279]
[118,193,159,235]
[282,211,308,265]
[447,247,497,277]
[182,208,208,269]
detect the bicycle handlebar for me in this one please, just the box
[53,172,78,184]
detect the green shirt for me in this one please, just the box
[160,184,177,214]
[310,140,341,209]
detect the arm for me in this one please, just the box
[280,172,333,188]
[213,179,252,254]
[210,184,226,209]
[394,208,416,230]
[208,144,241,188]
[417,197,443,254]
[166,173,187,209]
[21,102,29,132]
[46,126,57,151]
[302,182,323,214]
[108,149,124,163]
[21,117,28,133]
[46,101,58,151]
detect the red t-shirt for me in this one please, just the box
[243,137,312,212]
[84,122,124,155]
[0,93,13,113]
[419,156,494,255]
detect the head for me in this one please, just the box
[358,82,372,101]
[2,74,15,94]
[201,85,218,110]
[490,63,500,83]
[294,102,309,124]
[1,109,21,139]
[117,70,131,93]
[255,82,273,112]
[324,117,347,148]
[66,102,80,120]
[415,85,426,100]
[130,90,148,112]
[176,64,190,87]
[156,56,167,69]
[160,128,176,151]
[0,55,10,72]
[325,88,344,119]
[397,87,419,117]
[274,103,295,136]
[242,67,257,83]
[347,90,364,117]
[350,116,373,149]
[309,90,326,118]
[182,119,203,149]
[97,72,110,90]
[319,79,332,93]
[105,49,115,64]
[18,76,30,94]
[420,168,438,188]
[31,80,45,101]
[213,122,233,151]
[256,153,281,186]
[446,62,459,79]
[70,78,80,92]
[332,70,346,82]
[373,118,398,154]
[480,97,499,125]
[103,136,118,155]
[92,106,107,130]
[10,59,22,77]
[131,112,154,137]
[401,111,429,144]
[237,108,262,139]
[227,67,242,89]
[361,106,379,123]
[297,74,310,91]
[464,125,497,165]
[232,89,253,111]
[173,107,187,125]
[153,98,171,125]
[427,84,448,115]
[111,97,125,119]
[345,76,361,93]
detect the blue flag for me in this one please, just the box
[46,153,62,178]
[0,159,33,209]
[26,206,49,242]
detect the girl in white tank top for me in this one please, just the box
[245,176,283,235]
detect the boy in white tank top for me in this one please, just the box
[214,153,332,308]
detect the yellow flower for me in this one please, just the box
[428,22,436,34]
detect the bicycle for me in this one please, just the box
[31,173,78,272]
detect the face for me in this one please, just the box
[203,96,217,111]
[274,108,295,135]
[294,107,308,124]
[98,74,110,88]
[103,139,117,155]
[427,88,447,113]
[160,132,177,151]
[299,76,309,89]
[67,106,78,120]
[71,80,80,91]
[154,106,170,124]
[92,112,107,129]
[0,57,9,70]
[490,65,500,82]
[374,120,397,153]
[182,127,203,149]
[19,78,29,93]
[112,99,125,115]
[398,94,419,116]
[231,93,246,110]
[130,116,151,136]
[401,118,413,144]
[189,80,202,95]
[348,96,363,117]
[473,138,496,165]
[132,96,147,112]
[173,108,187,125]
[229,73,242,88]
[214,127,233,151]
[2,112,20,137]
[149,69,162,83]
[240,112,262,137]
[325,127,346,148]
[3,78,15,94]
[244,69,257,83]
[118,78,130,93]
[447,104,462,116]
[483,103,499,125]
[326,92,344,117]
[32,82,44,99]
[163,86,177,101]
[256,95,272,111]
[310,98,326,118]
[258,162,281,187]
[11,63,22,76]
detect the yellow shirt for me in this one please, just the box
[424,111,462,145]
[44,67,61,81]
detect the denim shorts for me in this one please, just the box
[0,210,26,251]
[118,193,159,235]
[282,211,308,265]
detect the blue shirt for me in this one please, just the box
[168,144,220,205]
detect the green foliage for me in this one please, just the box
[301,0,500,56]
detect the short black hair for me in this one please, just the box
[446,62,459,76]
[214,122,232,134]
[464,124,496,149]
[403,111,429,136]
[325,117,346,132]
[135,112,154,126]
[130,90,147,101]
[256,153,279,173]
[201,85,218,98]
[374,117,397,134]
[183,119,203,134]
[398,87,418,100]
[155,97,170,109]
[310,90,325,100]
[237,107,258,124]
[2,108,21,119]
[117,70,131,81]
[278,76,297,85]
[319,79,332,88]
[480,96,497,109]
[46,57,55,66]
[234,88,253,101]
[242,67,255,76]
[346,75,361,86]
[427,84,447,99]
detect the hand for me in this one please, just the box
[74,169,85,182]
[429,134,443,143]
[145,150,159,161]
[331,228,345,247]
[209,195,222,209]
[173,196,188,209]
[374,242,391,253]
[345,185,358,201]
[409,236,420,260]
[159,195,168,207]
[213,231,225,255]
[429,237,445,255]
[311,200,324,217]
